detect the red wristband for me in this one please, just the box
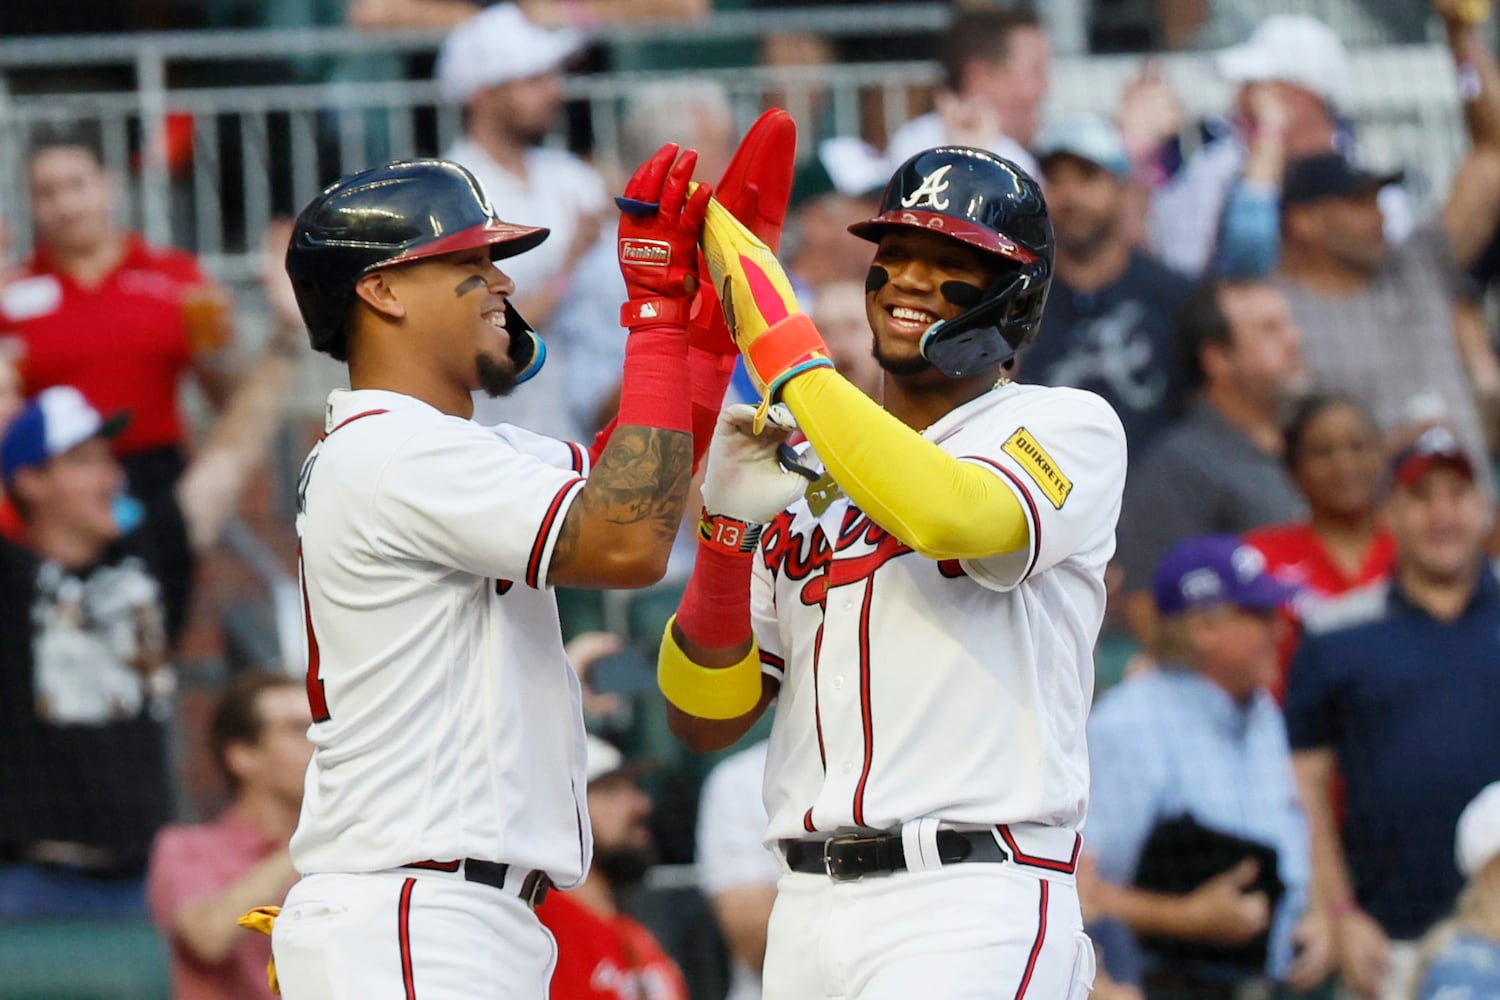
[688,346,736,470]
[698,509,763,557]
[616,324,691,433]
[676,525,756,648]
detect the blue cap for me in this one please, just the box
[1151,534,1300,615]
[1034,116,1132,180]
[1,386,126,486]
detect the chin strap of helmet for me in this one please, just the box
[504,302,547,385]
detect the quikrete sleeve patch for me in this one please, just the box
[1001,427,1073,509]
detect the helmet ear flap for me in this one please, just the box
[504,302,547,385]
[918,263,1050,378]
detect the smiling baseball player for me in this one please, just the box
[660,146,1127,998]
[255,148,717,999]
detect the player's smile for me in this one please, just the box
[481,301,511,352]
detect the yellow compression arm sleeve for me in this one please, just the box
[781,368,1029,560]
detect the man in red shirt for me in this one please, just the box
[0,126,235,505]
[538,736,688,1000]
[147,672,310,1000]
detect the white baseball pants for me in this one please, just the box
[762,861,1095,999]
[271,871,557,999]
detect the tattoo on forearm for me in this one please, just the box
[552,426,692,567]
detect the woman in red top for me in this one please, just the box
[1244,392,1394,699]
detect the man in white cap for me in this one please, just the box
[1413,781,1500,999]
[1143,14,1408,279]
[435,2,608,437]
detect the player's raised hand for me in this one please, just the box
[701,403,808,525]
[616,142,712,332]
[688,108,797,358]
[700,199,832,425]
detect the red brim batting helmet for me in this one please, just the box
[286,158,549,362]
[850,146,1053,378]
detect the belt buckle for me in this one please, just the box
[822,836,863,883]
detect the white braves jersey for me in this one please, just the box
[752,382,1125,843]
[289,388,596,887]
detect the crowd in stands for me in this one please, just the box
[3,1,1500,998]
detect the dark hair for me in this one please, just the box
[941,6,1043,92]
[1173,278,1236,391]
[1282,391,1375,468]
[210,671,301,793]
[27,122,106,168]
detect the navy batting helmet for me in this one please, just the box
[286,158,549,377]
[849,146,1053,378]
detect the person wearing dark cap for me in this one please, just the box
[1275,0,1500,483]
[1287,424,1500,1000]
[1084,534,1333,999]
[1023,115,1194,460]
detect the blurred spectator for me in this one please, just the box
[695,740,779,1000]
[0,347,23,542]
[552,79,738,438]
[1287,425,1500,1000]
[537,736,689,1000]
[809,279,883,401]
[1275,2,1500,476]
[1414,781,1500,1000]
[147,672,310,1000]
[1244,394,1395,698]
[1114,278,1307,641]
[782,138,887,293]
[753,0,938,148]
[435,2,608,437]
[884,6,1050,179]
[1022,116,1194,460]
[1139,16,1394,280]
[3,126,238,480]
[1085,534,1332,998]
[0,274,303,919]
[350,0,709,31]
[1,126,241,622]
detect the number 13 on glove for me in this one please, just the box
[700,199,834,430]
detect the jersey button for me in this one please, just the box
[842,600,854,611]
[841,760,854,774]
[833,675,845,689]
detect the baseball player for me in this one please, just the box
[255,146,731,999]
[661,146,1128,998]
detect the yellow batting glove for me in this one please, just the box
[700,198,834,429]
[238,906,282,994]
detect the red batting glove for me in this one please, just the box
[616,142,712,333]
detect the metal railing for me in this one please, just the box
[0,8,1472,285]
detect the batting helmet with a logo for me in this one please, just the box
[286,158,549,376]
[849,146,1052,377]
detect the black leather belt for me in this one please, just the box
[402,859,553,908]
[781,829,1008,881]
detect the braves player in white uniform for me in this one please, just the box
[258,147,733,999]
[658,146,1127,998]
